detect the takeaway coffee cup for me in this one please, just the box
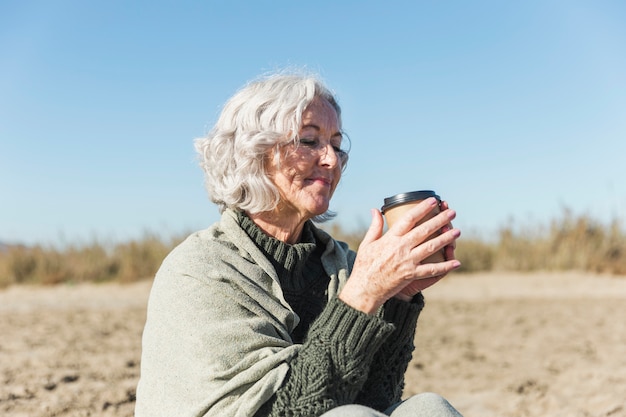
[381,190,446,264]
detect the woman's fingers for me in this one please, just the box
[387,197,440,235]
[415,257,461,277]
[360,208,384,246]
[404,206,456,250]
[438,201,457,261]
[382,199,461,273]
[341,202,462,313]
[410,225,461,265]
[397,276,445,299]
[443,232,457,261]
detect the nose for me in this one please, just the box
[318,143,340,167]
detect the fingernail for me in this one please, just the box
[452,260,461,268]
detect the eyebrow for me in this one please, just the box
[300,124,343,138]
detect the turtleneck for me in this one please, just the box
[237,211,331,343]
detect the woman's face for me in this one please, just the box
[267,97,344,222]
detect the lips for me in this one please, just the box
[308,176,332,186]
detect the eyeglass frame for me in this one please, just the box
[282,134,351,167]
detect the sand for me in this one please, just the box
[1,271,625,417]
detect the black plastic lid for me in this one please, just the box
[381,190,440,213]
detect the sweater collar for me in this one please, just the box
[236,211,317,276]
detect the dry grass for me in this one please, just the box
[457,209,626,275]
[0,233,185,288]
[1,210,624,288]
[328,208,626,276]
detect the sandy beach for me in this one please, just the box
[1,271,625,417]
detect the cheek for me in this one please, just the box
[268,152,297,180]
[333,166,342,186]
[272,164,304,192]
[280,155,311,180]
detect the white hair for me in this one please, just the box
[194,71,347,220]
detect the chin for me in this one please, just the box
[304,205,330,219]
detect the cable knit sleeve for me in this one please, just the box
[355,293,424,411]
[255,297,395,417]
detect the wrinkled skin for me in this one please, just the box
[339,199,461,314]
[251,96,462,314]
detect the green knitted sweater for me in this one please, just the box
[135,209,424,417]
[237,213,425,416]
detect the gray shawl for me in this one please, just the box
[135,209,356,417]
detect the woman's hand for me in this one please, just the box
[338,198,461,314]
[394,200,458,301]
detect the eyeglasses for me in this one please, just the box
[287,137,350,164]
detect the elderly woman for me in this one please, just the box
[135,72,463,417]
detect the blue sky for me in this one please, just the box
[1,0,625,246]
